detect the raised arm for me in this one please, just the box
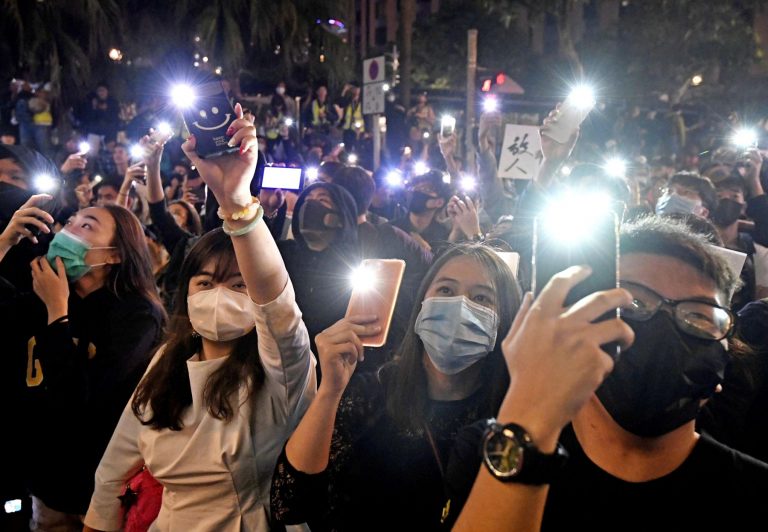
[452,268,634,531]
[181,103,284,304]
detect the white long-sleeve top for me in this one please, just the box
[84,281,316,531]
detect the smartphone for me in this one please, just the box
[532,209,620,354]
[440,116,456,138]
[260,166,303,191]
[346,259,406,348]
[25,195,61,238]
[178,79,238,159]
[542,96,595,144]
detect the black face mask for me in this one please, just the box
[712,198,744,227]
[596,313,729,437]
[407,190,435,214]
[299,199,341,231]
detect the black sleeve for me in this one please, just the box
[148,199,190,253]
[747,195,768,247]
[271,373,383,526]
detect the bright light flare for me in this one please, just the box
[732,128,758,149]
[284,118,294,127]
[413,161,429,176]
[4,499,22,514]
[440,115,456,135]
[347,153,358,165]
[540,192,613,245]
[482,96,499,113]
[93,174,103,184]
[170,84,196,108]
[156,121,173,137]
[567,84,596,110]
[78,141,91,155]
[386,170,404,187]
[460,175,477,191]
[108,48,123,61]
[383,83,391,92]
[604,157,627,178]
[305,167,319,181]
[691,74,703,86]
[34,174,57,193]
[422,131,430,139]
[560,164,572,176]
[350,264,376,292]
[130,144,144,160]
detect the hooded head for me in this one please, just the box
[292,182,359,252]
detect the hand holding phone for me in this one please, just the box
[175,79,238,159]
[346,259,406,348]
[1,194,55,246]
[541,86,595,144]
[440,115,456,138]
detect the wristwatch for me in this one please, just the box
[481,419,568,485]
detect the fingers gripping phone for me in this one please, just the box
[178,80,238,159]
[532,207,620,355]
[346,259,406,348]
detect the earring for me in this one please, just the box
[191,330,200,339]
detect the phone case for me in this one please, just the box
[179,80,238,159]
[541,98,594,144]
[345,259,406,348]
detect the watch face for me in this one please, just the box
[484,425,525,478]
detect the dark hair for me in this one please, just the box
[669,171,717,214]
[620,215,738,300]
[169,199,203,235]
[318,161,345,181]
[714,176,747,196]
[411,170,453,200]
[131,229,264,430]
[93,179,121,196]
[101,205,165,314]
[334,166,375,216]
[384,243,521,432]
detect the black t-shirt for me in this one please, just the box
[445,423,768,531]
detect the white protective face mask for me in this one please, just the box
[187,286,255,342]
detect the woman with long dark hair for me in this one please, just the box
[0,198,166,529]
[271,242,521,531]
[83,104,316,531]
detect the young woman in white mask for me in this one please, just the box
[83,104,316,532]
[270,243,521,531]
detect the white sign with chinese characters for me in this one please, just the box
[363,82,386,115]
[497,124,542,180]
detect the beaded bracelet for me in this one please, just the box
[222,204,264,237]
[217,196,260,222]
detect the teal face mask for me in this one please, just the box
[46,229,114,281]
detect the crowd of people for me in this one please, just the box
[1,70,768,532]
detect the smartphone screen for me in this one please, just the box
[178,79,238,159]
[440,116,456,138]
[260,166,303,191]
[346,259,406,348]
[533,209,620,356]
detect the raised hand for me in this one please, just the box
[0,194,54,251]
[447,195,482,240]
[315,316,380,397]
[498,266,634,446]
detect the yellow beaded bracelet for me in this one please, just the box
[217,196,260,222]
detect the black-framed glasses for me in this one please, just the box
[619,281,734,341]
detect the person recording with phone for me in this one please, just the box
[0,197,165,529]
[387,170,453,252]
[446,217,768,531]
[271,243,521,531]
[83,103,316,532]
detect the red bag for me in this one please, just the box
[118,467,163,532]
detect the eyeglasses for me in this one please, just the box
[619,281,734,341]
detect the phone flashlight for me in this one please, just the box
[567,84,596,110]
[305,167,319,181]
[440,115,456,138]
[732,128,758,149]
[350,264,376,292]
[604,157,627,178]
[423,131,430,139]
[386,170,404,187]
[460,175,477,191]
[130,144,145,161]
[347,153,359,165]
[156,121,173,137]
[413,161,429,176]
[34,174,58,193]
[284,117,294,127]
[170,84,196,108]
[482,96,499,113]
[78,141,91,155]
